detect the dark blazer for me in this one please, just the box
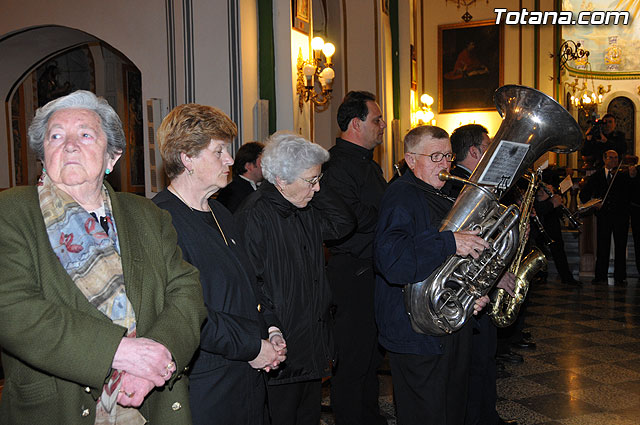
[0,184,206,425]
[579,167,631,215]
[216,175,256,213]
[153,189,273,425]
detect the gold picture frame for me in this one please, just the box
[438,20,504,113]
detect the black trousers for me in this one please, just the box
[595,212,629,281]
[631,206,640,275]
[327,254,386,425]
[388,323,473,425]
[465,314,499,425]
[267,379,322,425]
[189,363,266,425]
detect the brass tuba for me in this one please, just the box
[404,85,583,336]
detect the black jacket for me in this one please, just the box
[235,182,355,384]
[322,138,388,259]
[579,167,631,216]
[216,175,256,213]
[153,189,273,425]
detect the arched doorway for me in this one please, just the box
[607,96,635,157]
[2,26,143,193]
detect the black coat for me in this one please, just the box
[216,175,256,213]
[235,182,355,384]
[153,189,273,425]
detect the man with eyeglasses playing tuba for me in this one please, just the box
[374,125,494,425]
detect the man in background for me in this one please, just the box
[582,114,626,168]
[580,150,632,285]
[444,124,518,425]
[322,91,387,425]
[217,141,264,212]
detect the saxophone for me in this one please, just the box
[404,85,583,336]
[489,171,548,327]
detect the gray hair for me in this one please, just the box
[28,90,126,160]
[261,131,329,184]
[404,125,449,153]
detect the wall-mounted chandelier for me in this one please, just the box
[296,36,336,112]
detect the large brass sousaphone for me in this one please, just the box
[404,85,583,336]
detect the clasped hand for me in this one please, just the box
[112,337,176,406]
[453,228,490,259]
[249,335,287,372]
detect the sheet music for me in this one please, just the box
[559,175,573,194]
[478,140,530,188]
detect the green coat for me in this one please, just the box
[0,184,207,425]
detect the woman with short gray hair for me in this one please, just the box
[28,90,126,161]
[0,90,205,424]
[235,132,355,424]
[261,131,330,185]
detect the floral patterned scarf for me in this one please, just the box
[38,173,144,424]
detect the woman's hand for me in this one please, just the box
[249,339,285,372]
[116,372,155,408]
[453,228,489,259]
[112,337,176,387]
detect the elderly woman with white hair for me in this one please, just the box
[235,131,355,425]
[0,90,206,424]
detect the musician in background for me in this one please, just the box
[579,150,631,285]
[534,168,581,286]
[629,158,640,275]
[443,124,519,425]
[374,125,492,425]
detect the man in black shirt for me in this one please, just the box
[322,91,387,425]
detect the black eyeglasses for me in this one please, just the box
[300,172,323,186]
[409,152,456,163]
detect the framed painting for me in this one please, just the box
[292,0,310,34]
[438,20,503,113]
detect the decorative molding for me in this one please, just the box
[183,0,195,103]
[165,0,177,109]
[228,0,242,151]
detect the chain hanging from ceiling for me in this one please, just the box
[445,0,490,22]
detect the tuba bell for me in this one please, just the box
[404,85,583,336]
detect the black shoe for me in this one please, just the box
[563,278,582,286]
[591,277,607,285]
[614,279,628,286]
[496,351,524,364]
[511,339,536,350]
[498,419,518,425]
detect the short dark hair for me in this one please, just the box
[336,91,376,131]
[232,141,265,176]
[602,113,615,122]
[450,124,489,162]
